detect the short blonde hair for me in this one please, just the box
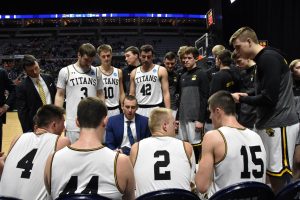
[212,45,225,57]
[97,44,112,54]
[229,27,258,46]
[289,59,300,71]
[177,45,188,61]
[149,108,172,133]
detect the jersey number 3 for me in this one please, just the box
[16,148,38,179]
[154,150,171,180]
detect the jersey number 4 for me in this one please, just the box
[154,150,171,180]
[240,145,264,179]
[16,148,38,179]
[60,176,98,196]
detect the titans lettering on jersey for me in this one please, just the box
[103,77,119,85]
[135,74,158,83]
[69,76,97,86]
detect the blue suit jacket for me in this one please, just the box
[105,113,151,151]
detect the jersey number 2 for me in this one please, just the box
[16,148,38,179]
[154,150,171,180]
[240,145,264,179]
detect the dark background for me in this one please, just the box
[1,0,299,62]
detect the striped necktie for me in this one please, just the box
[36,79,47,105]
[126,121,135,145]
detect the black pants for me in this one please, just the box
[0,123,2,151]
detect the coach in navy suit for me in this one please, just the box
[105,95,151,155]
[16,55,56,132]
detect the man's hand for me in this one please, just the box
[0,105,9,116]
[231,93,248,103]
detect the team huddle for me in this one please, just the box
[0,26,299,199]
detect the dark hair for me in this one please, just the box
[34,105,65,128]
[164,51,177,60]
[208,90,236,115]
[125,46,140,56]
[22,54,37,70]
[140,44,154,54]
[78,43,96,57]
[184,46,199,59]
[77,97,107,128]
[217,49,232,66]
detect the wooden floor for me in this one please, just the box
[2,112,22,153]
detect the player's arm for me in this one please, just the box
[129,142,138,166]
[159,67,171,108]
[195,130,217,194]
[118,68,125,108]
[129,69,136,96]
[55,136,71,151]
[116,154,135,200]
[0,152,6,177]
[97,69,105,102]
[55,88,65,108]
[44,153,55,195]
[183,141,197,192]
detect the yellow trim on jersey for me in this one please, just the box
[6,134,22,157]
[282,127,289,168]
[214,129,227,165]
[49,151,57,194]
[67,145,104,152]
[114,152,124,194]
[267,168,292,177]
[54,135,59,151]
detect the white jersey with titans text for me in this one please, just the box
[135,65,162,106]
[134,136,195,197]
[101,67,120,108]
[208,126,266,197]
[56,65,103,132]
[50,146,123,200]
[0,132,58,200]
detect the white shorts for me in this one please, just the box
[257,123,299,177]
[136,106,159,118]
[108,108,120,118]
[178,121,202,145]
[66,130,80,144]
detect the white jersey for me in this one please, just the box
[0,132,58,200]
[208,126,266,197]
[56,64,103,131]
[101,67,120,108]
[50,146,122,200]
[134,136,195,197]
[135,65,163,106]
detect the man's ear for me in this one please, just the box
[75,118,80,128]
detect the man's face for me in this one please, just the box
[232,38,252,59]
[236,57,250,69]
[99,50,112,66]
[25,61,40,78]
[140,51,153,68]
[293,62,300,79]
[125,51,138,66]
[122,99,138,120]
[183,53,197,70]
[78,54,94,70]
[53,117,65,135]
[164,58,176,72]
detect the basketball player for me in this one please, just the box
[129,44,170,117]
[195,91,266,198]
[45,97,135,200]
[97,44,125,117]
[55,43,104,143]
[0,105,70,199]
[130,107,195,197]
